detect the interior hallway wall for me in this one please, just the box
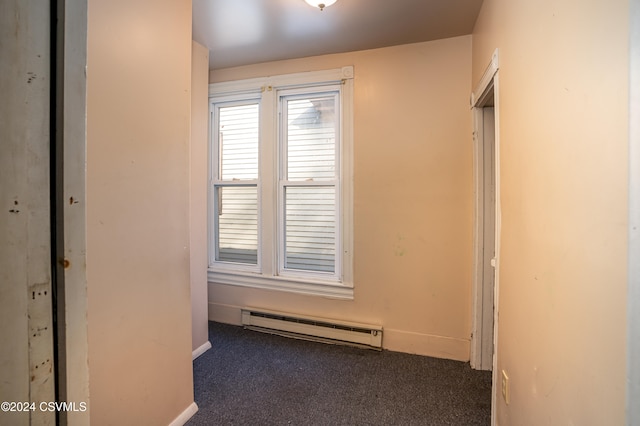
[86,0,195,423]
[191,40,211,356]
[472,0,629,423]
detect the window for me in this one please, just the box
[214,102,259,266]
[208,67,354,299]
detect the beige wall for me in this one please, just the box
[629,0,640,420]
[191,40,211,355]
[208,36,474,360]
[472,0,629,424]
[86,0,195,424]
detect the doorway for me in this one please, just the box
[470,49,500,373]
[472,98,496,371]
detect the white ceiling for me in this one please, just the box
[193,0,484,70]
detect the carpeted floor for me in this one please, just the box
[188,322,492,425]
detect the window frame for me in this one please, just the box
[277,87,342,281]
[208,67,354,300]
[210,95,263,274]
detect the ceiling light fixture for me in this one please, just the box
[304,0,337,11]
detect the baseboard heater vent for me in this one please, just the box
[241,308,383,350]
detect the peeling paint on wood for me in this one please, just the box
[1,1,56,425]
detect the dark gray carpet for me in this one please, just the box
[188,322,491,425]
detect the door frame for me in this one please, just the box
[470,100,495,371]
[470,48,501,422]
[54,1,90,423]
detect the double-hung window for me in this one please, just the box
[213,100,260,267]
[208,67,354,299]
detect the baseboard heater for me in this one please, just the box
[241,308,383,350]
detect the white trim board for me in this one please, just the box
[208,301,243,325]
[60,2,91,424]
[382,328,470,361]
[470,105,496,371]
[209,66,354,96]
[470,48,500,372]
[168,402,198,426]
[470,48,501,426]
[208,270,354,300]
[192,341,212,361]
[471,49,499,107]
[207,302,469,360]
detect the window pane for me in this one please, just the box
[286,97,336,181]
[219,104,259,180]
[284,186,335,272]
[217,186,258,265]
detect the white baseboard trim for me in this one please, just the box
[208,302,470,361]
[168,402,198,426]
[192,341,212,360]
[208,302,243,325]
[383,328,470,361]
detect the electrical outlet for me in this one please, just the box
[501,369,510,404]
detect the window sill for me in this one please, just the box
[207,269,354,300]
